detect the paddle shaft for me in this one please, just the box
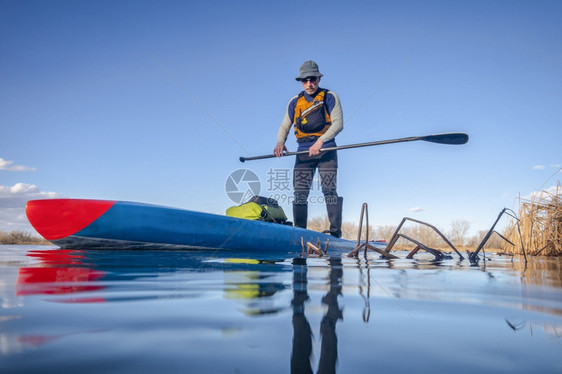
[239,132,468,163]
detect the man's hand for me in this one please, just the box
[309,139,324,156]
[273,143,288,157]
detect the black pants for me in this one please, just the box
[293,150,338,204]
[293,150,342,236]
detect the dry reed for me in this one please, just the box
[504,182,561,256]
[0,231,50,245]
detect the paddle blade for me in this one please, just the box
[421,133,469,145]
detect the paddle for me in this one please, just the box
[239,132,469,162]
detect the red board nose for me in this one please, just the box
[26,199,116,240]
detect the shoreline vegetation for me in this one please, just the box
[504,182,561,256]
[307,216,506,254]
[0,231,51,245]
[309,183,561,257]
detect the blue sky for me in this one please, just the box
[1,0,561,237]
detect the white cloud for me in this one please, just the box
[521,184,561,202]
[533,164,561,171]
[0,183,62,232]
[0,158,36,172]
[409,206,425,213]
[544,185,561,196]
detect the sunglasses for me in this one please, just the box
[300,76,318,83]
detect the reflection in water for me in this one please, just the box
[291,257,343,374]
[222,258,287,316]
[476,253,562,289]
[357,256,371,322]
[318,257,342,374]
[291,257,312,374]
[15,250,107,303]
[17,267,106,298]
[1,246,562,373]
[517,256,562,288]
[505,318,562,339]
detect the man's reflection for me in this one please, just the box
[291,257,343,374]
[318,257,342,374]
[291,257,313,374]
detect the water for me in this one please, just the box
[1,245,561,373]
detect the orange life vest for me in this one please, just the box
[293,89,331,141]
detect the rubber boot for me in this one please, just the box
[326,196,343,238]
[293,203,308,229]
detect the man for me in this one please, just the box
[273,60,344,238]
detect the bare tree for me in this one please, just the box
[307,216,330,233]
[415,224,443,248]
[478,230,505,250]
[449,219,471,247]
[466,235,480,248]
[374,225,397,242]
[341,221,358,240]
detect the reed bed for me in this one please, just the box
[0,231,50,245]
[504,182,561,256]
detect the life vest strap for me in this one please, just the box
[296,135,320,143]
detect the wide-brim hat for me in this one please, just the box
[295,60,323,81]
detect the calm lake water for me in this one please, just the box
[1,245,561,373]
